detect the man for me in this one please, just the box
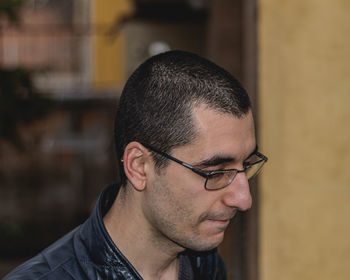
[4,51,267,279]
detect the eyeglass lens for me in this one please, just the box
[205,160,266,190]
[205,170,237,190]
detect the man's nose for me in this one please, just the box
[221,173,252,211]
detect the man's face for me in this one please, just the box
[142,105,256,252]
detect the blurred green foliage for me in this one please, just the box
[0,0,25,23]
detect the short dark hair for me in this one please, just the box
[114,50,251,185]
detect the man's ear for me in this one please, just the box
[122,142,149,191]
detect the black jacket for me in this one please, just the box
[4,183,226,280]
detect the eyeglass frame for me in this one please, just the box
[141,143,268,191]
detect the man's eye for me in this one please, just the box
[208,172,223,178]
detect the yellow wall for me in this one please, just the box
[259,0,350,279]
[92,0,132,89]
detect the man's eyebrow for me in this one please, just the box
[193,145,258,169]
[194,155,236,169]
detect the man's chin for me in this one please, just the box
[185,232,225,252]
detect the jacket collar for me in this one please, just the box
[77,183,221,280]
[78,183,142,278]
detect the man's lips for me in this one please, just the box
[210,212,236,221]
[199,210,237,224]
[206,213,237,224]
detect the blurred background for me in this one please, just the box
[0,0,349,279]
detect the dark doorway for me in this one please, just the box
[207,0,259,279]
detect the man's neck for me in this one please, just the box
[103,187,184,280]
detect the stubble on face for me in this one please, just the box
[142,170,230,253]
[142,107,255,253]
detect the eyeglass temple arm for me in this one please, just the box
[141,143,209,178]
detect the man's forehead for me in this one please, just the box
[191,104,254,133]
[176,104,256,160]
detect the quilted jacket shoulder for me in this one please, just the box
[4,183,226,280]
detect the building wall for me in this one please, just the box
[259,1,350,279]
[92,0,132,89]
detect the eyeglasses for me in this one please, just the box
[142,143,268,190]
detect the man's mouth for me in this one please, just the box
[199,210,237,224]
[207,213,236,225]
[209,212,236,222]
